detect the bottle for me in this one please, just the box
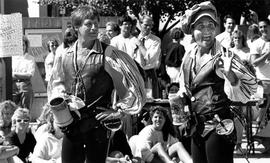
[162,89,167,99]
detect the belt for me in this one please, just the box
[196,108,232,122]
[78,107,106,120]
[13,79,30,82]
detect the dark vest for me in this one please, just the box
[182,53,231,116]
[62,43,114,108]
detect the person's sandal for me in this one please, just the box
[253,135,263,145]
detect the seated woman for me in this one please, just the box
[6,108,36,163]
[30,110,63,163]
[0,101,21,163]
[129,106,192,163]
[0,100,18,136]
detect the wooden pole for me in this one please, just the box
[4,57,12,100]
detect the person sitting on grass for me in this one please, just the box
[129,106,192,163]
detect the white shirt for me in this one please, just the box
[216,32,232,49]
[135,125,178,162]
[110,34,138,59]
[31,132,62,163]
[135,33,161,70]
[250,37,270,80]
[44,52,55,82]
[231,47,250,62]
[12,53,35,77]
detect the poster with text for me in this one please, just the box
[0,13,23,58]
[25,29,62,62]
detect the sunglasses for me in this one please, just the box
[16,119,30,123]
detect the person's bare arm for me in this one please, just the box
[250,51,270,67]
[0,145,19,159]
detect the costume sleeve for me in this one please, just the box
[143,36,161,69]
[104,46,146,115]
[217,55,258,104]
[177,50,191,97]
[47,53,66,100]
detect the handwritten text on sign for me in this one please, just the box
[0,13,23,57]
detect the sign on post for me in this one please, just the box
[0,13,23,58]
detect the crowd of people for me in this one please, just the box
[2,1,270,163]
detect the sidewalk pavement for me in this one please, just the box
[234,139,270,163]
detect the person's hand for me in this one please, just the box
[118,155,132,163]
[5,145,19,155]
[0,145,11,152]
[221,47,234,74]
[49,158,56,163]
[95,107,124,122]
[66,95,86,118]
[131,157,141,163]
[134,38,144,47]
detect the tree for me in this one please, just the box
[38,0,251,38]
[212,0,250,24]
[38,0,203,38]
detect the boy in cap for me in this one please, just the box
[175,1,257,163]
[48,5,145,163]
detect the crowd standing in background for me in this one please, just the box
[98,21,120,45]
[110,15,138,60]
[55,26,78,57]
[12,36,36,111]
[4,1,270,163]
[249,19,270,154]
[136,15,161,99]
[164,27,185,84]
[246,23,260,48]
[44,39,59,84]
[216,14,236,48]
[106,21,120,43]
